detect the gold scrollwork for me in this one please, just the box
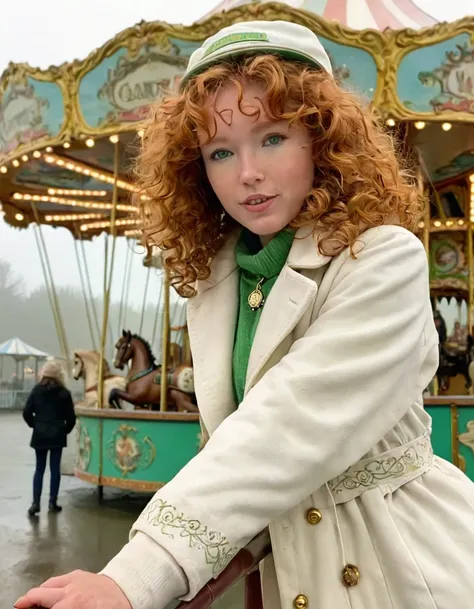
[107,423,156,476]
[76,419,92,472]
[0,61,75,163]
[2,4,474,163]
[379,16,474,122]
[459,419,474,459]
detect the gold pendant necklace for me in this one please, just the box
[248,277,265,311]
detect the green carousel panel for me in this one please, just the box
[425,397,474,481]
[0,77,65,159]
[74,408,201,491]
[76,412,101,482]
[424,403,453,463]
[458,406,474,480]
[397,33,474,117]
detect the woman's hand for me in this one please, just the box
[14,570,132,609]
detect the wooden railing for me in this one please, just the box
[176,529,271,609]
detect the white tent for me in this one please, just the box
[0,337,49,360]
[0,337,49,386]
[200,0,437,30]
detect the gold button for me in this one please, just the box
[306,508,322,525]
[342,564,360,587]
[293,594,308,609]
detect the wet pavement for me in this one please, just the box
[0,411,242,609]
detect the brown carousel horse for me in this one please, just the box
[434,311,473,391]
[110,330,198,413]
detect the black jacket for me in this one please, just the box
[23,382,76,450]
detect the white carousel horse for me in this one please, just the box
[73,350,133,410]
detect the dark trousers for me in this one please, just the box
[33,448,62,504]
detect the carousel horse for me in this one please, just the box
[73,350,131,409]
[110,330,199,413]
[434,312,473,391]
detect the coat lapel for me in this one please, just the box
[245,228,332,394]
[187,227,332,433]
[187,231,240,435]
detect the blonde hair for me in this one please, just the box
[39,360,65,386]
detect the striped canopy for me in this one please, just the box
[0,337,49,359]
[200,0,437,30]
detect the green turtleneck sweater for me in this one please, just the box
[232,228,295,404]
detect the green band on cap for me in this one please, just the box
[203,32,269,57]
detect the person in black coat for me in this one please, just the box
[23,360,76,516]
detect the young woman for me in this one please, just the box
[16,19,474,609]
[22,360,76,516]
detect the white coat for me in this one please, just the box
[104,225,474,609]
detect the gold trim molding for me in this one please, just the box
[1,4,474,163]
[379,16,474,122]
[74,468,164,492]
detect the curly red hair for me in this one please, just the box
[137,55,423,297]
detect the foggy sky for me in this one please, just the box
[0,0,472,311]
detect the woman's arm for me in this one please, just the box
[103,227,438,609]
[64,390,76,434]
[22,390,36,428]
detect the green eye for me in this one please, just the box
[265,135,283,146]
[211,149,232,160]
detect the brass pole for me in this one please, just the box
[160,267,171,412]
[72,234,97,350]
[117,238,131,335]
[79,236,101,339]
[468,224,473,336]
[32,204,71,372]
[151,273,164,346]
[98,141,120,409]
[122,239,134,331]
[32,225,64,357]
[451,403,460,468]
[420,176,430,258]
[139,266,151,335]
[183,326,192,367]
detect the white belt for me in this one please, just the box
[326,432,433,505]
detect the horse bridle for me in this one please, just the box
[116,339,132,369]
[73,356,84,380]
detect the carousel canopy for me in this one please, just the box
[0,337,49,359]
[0,4,472,241]
[200,0,437,30]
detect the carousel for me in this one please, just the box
[1,0,474,487]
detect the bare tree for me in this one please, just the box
[0,259,25,297]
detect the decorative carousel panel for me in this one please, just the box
[67,139,129,174]
[318,36,377,99]
[429,233,468,295]
[101,416,201,489]
[458,407,474,481]
[77,43,189,132]
[424,405,452,464]
[396,33,474,119]
[13,159,114,191]
[74,415,100,478]
[432,151,474,184]
[0,77,65,160]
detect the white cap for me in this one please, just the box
[181,20,332,86]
